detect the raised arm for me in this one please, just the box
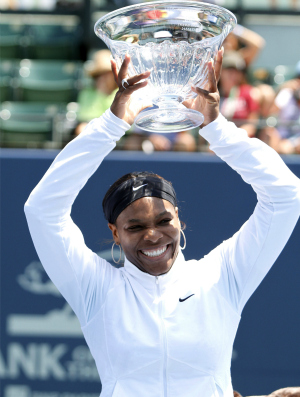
[185,50,300,313]
[201,113,300,313]
[230,25,265,67]
[25,111,130,325]
[25,57,150,325]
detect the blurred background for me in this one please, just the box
[1,2,300,397]
[0,0,300,153]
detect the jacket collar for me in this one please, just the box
[123,250,185,290]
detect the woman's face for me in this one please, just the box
[220,68,243,92]
[108,197,181,276]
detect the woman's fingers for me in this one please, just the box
[114,54,150,93]
[214,47,224,83]
[194,56,218,96]
[110,60,119,84]
[194,48,222,95]
[118,53,131,82]
[121,79,149,96]
[191,84,219,107]
[127,70,151,86]
[120,71,150,96]
[191,86,218,105]
[192,86,209,97]
[207,60,218,93]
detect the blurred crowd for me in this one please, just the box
[1,1,299,154]
[75,25,300,155]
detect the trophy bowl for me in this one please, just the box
[94,1,236,133]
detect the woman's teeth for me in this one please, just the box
[142,246,167,257]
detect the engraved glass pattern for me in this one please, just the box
[95,1,236,132]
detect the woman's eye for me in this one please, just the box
[160,218,171,225]
[128,225,142,231]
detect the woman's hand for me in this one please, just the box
[110,54,151,125]
[183,48,223,128]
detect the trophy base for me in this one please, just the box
[134,108,204,133]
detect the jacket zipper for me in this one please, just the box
[156,276,167,397]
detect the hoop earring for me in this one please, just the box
[111,242,122,263]
[180,229,186,250]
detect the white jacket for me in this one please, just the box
[25,110,300,397]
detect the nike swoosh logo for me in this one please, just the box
[132,184,147,191]
[179,294,195,302]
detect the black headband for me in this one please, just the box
[103,176,177,224]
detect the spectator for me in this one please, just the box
[223,25,265,68]
[123,126,197,152]
[253,83,277,119]
[259,60,300,154]
[272,84,300,154]
[248,64,300,153]
[75,49,118,135]
[218,51,260,137]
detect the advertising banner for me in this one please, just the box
[1,150,300,396]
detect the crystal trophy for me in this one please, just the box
[94,1,236,133]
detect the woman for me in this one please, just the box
[25,50,300,397]
[218,51,260,138]
[75,49,118,136]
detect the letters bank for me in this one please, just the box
[0,262,101,397]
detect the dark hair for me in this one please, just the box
[102,171,176,223]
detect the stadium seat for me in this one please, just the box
[16,59,81,102]
[0,23,27,59]
[26,23,81,60]
[0,61,17,102]
[0,101,61,148]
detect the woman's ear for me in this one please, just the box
[108,223,120,245]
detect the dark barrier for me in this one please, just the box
[1,149,300,397]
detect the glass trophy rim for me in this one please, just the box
[94,0,237,39]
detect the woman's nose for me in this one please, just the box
[144,228,163,242]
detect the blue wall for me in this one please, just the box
[1,149,300,397]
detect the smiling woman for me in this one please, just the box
[24,51,300,397]
[102,171,182,276]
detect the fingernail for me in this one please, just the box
[210,58,214,65]
[221,46,224,55]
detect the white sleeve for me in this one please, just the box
[24,109,130,326]
[200,114,300,314]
